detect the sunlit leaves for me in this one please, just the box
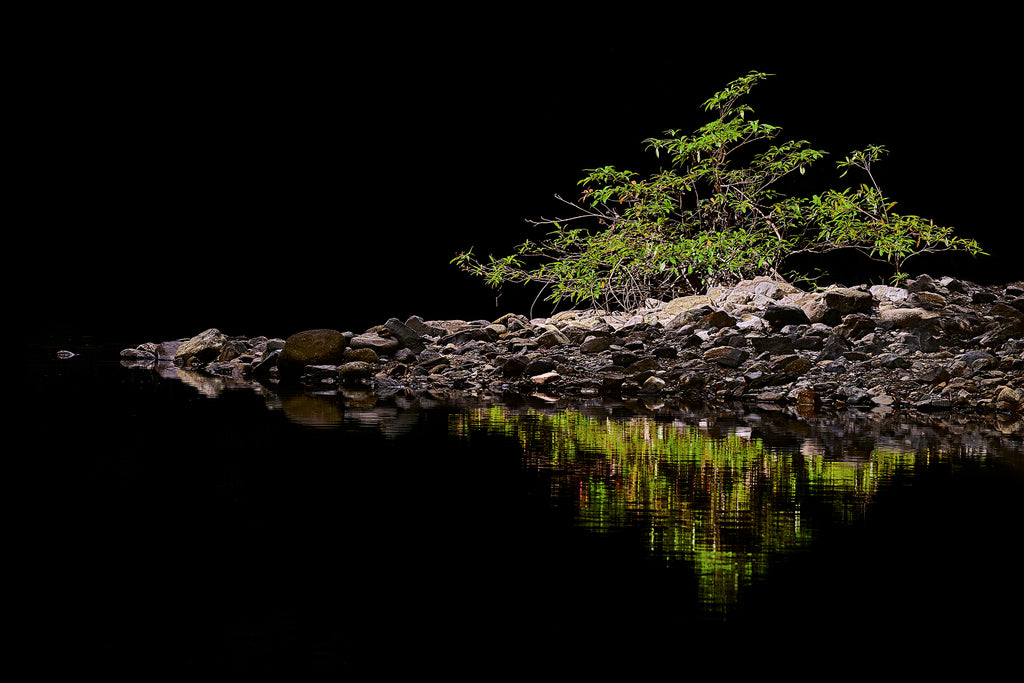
[453,71,986,307]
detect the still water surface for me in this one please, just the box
[26,339,1024,675]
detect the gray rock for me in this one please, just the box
[384,317,426,353]
[580,335,614,354]
[404,315,448,338]
[350,332,401,355]
[815,334,851,362]
[749,334,797,356]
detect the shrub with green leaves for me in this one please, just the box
[452,71,986,310]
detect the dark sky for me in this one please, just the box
[19,11,1019,343]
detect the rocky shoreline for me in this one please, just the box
[120,274,1023,418]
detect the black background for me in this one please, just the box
[16,10,1020,344]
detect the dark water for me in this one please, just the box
[23,338,1024,675]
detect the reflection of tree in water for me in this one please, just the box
[451,405,963,613]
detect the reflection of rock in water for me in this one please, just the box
[280,393,345,429]
[175,368,274,399]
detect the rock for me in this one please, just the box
[769,354,812,375]
[665,305,716,330]
[530,371,560,385]
[704,346,750,368]
[995,386,1021,411]
[174,328,227,365]
[125,273,1024,416]
[906,274,937,292]
[350,332,401,356]
[641,375,667,393]
[580,335,614,354]
[404,315,448,338]
[338,361,374,384]
[536,329,570,348]
[663,294,713,317]
[500,354,529,378]
[802,287,874,325]
[277,329,347,379]
[525,357,557,376]
[877,307,936,329]
[797,389,822,408]
[870,285,911,304]
[384,317,426,353]
[696,309,738,330]
[749,334,797,356]
[762,304,810,330]
[251,348,281,378]
[815,334,852,362]
[439,327,497,346]
[346,347,380,363]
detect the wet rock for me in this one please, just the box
[338,361,374,384]
[641,375,667,393]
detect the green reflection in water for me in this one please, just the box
[450,405,941,613]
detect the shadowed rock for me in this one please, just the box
[277,329,347,379]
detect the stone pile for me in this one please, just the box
[121,274,1024,415]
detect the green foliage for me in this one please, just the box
[452,71,986,307]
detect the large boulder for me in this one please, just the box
[277,329,347,379]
